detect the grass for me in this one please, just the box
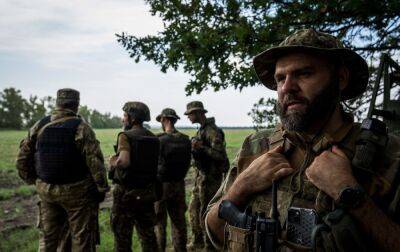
[0,128,255,251]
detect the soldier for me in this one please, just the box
[184,101,229,251]
[109,101,159,252]
[16,88,109,252]
[154,108,192,252]
[205,29,400,251]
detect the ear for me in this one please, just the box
[338,66,350,91]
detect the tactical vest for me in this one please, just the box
[158,132,191,182]
[228,122,391,251]
[115,130,160,188]
[34,116,89,184]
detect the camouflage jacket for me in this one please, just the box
[16,109,109,193]
[205,115,400,250]
[193,117,229,177]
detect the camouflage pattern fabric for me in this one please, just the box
[205,114,400,251]
[184,101,208,115]
[189,117,228,250]
[16,108,109,252]
[155,180,187,252]
[111,184,158,252]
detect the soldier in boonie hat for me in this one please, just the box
[253,29,369,100]
[156,108,180,122]
[184,101,208,115]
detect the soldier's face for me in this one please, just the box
[187,112,198,124]
[122,112,132,130]
[275,53,340,131]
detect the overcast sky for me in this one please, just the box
[0,0,274,127]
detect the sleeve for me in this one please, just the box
[16,122,41,185]
[78,123,109,193]
[117,134,130,154]
[16,136,37,184]
[204,134,252,249]
[201,128,227,161]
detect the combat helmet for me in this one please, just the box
[123,101,151,122]
[253,29,369,101]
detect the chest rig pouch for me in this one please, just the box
[34,117,88,184]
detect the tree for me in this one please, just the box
[0,88,26,129]
[117,0,400,126]
[248,97,278,130]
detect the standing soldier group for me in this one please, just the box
[16,28,400,252]
[16,91,228,252]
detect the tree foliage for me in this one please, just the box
[0,88,26,129]
[117,0,400,94]
[0,87,121,129]
[117,0,400,127]
[247,97,278,130]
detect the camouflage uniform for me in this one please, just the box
[206,118,400,251]
[16,89,109,252]
[155,108,191,252]
[205,30,398,251]
[110,102,158,252]
[185,102,229,250]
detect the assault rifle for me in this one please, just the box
[218,181,281,252]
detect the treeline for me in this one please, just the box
[0,87,121,129]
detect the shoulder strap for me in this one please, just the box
[62,118,82,129]
[37,116,51,130]
[37,116,79,138]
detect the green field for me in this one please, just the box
[0,128,254,251]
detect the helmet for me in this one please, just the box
[122,101,151,122]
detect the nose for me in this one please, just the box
[280,75,299,94]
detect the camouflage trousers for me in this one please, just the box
[188,171,222,250]
[111,184,158,252]
[155,180,187,252]
[36,179,99,252]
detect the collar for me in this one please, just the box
[51,108,78,121]
[282,112,355,153]
[200,117,215,129]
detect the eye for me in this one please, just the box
[298,70,313,78]
[275,75,285,85]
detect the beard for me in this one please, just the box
[123,122,133,131]
[277,78,340,132]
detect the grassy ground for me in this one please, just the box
[0,128,255,251]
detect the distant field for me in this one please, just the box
[0,128,255,251]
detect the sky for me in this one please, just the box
[0,0,274,127]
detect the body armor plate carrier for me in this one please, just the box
[34,117,89,184]
[116,133,160,188]
[159,134,191,182]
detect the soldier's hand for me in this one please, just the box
[109,155,118,167]
[306,146,358,200]
[231,145,294,201]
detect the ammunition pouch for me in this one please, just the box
[225,225,253,252]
